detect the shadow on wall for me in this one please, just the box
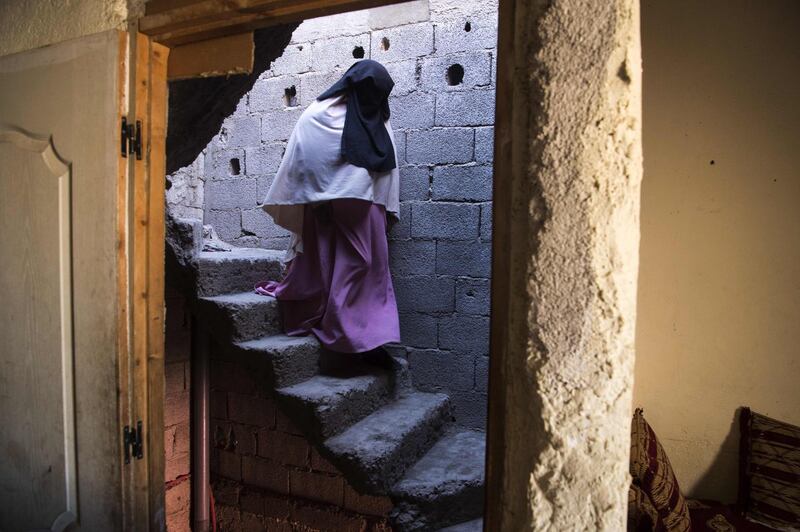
[686,409,741,501]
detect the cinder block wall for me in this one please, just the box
[171,0,498,429]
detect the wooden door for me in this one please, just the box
[0,30,168,531]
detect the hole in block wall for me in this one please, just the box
[165,177,173,190]
[353,46,365,58]
[284,85,298,107]
[381,37,391,51]
[446,64,465,86]
[464,21,472,32]
[229,157,241,175]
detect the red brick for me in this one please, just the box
[263,493,292,520]
[212,479,240,506]
[242,456,289,493]
[214,504,242,530]
[239,489,266,515]
[174,421,190,455]
[211,360,257,395]
[264,517,293,531]
[242,511,266,532]
[230,423,257,456]
[368,520,393,532]
[211,390,228,419]
[165,362,185,395]
[166,478,190,516]
[228,393,276,428]
[218,450,242,481]
[165,508,190,532]
[310,448,341,474]
[165,452,190,483]
[164,426,177,458]
[289,469,344,507]
[289,503,367,532]
[343,484,393,517]
[275,410,304,435]
[164,390,190,426]
[257,429,309,467]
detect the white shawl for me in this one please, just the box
[261,94,400,261]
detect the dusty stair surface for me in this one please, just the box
[190,242,486,531]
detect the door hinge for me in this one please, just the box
[123,420,144,464]
[120,117,142,160]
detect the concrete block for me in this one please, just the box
[299,69,344,106]
[432,164,492,202]
[433,19,498,55]
[436,241,492,277]
[384,59,419,96]
[261,108,304,142]
[290,11,370,43]
[408,349,474,392]
[474,126,494,163]
[269,44,312,76]
[205,209,242,241]
[370,23,434,63]
[394,275,454,313]
[368,1,430,30]
[206,178,258,210]
[388,203,411,240]
[420,52,491,92]
[256,174,276,202]
[389,92,435,130]
[447,391,487,430]
[205,147,245,180]
[480,202,492,241]
[393,130,407,165]
[406,128,474,165]
[475,356,489,393]
[242,208,290,239]
[455,278,490,316]
[245,145,285,176]
[399,165,430,201]
[398,312,438,348]
[438,315,490,356]
[249,75,301,112]
[311,33,371,71]
[226,116,262,147]
[389,240,435,275]
[411,202,479,240]
[435,90,496,126]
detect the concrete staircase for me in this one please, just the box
[190,244,485,531]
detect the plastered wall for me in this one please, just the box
[0,0,145,57]
[635,0,800,502]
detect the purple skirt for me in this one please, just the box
[255,199,400,353]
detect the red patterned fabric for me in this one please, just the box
[630,409,692,532]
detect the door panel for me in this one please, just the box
[0,31,125,531]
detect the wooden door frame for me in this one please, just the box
[134,0,514,529]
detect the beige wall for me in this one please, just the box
[0,0,145,57]
[636,0,800,503]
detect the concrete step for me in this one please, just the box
[276,366,393,439]
[390,430,486,531]
[198,291,281,342]
[438,519,483,532]
[324,392,451,494]
[234,334,321,388]
[197,247,284,297]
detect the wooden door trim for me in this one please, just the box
[120,30,169,530]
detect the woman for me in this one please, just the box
[255,59,401,355]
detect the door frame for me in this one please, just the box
[134,1,513,529]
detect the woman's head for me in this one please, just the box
[318,59,394,117]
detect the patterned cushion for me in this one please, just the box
[739,408,800,531]
[630,408,692,531]
[629,482,664,531]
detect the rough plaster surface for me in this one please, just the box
[494,0,642,529]
[0,0,146,56]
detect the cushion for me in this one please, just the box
[738,407,800,531]
[629,482,664,531]
[630,408,692,531]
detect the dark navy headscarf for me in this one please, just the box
[318,59,397,172]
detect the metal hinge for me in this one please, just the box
[123,421,144,464]
[120,117,142,160]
